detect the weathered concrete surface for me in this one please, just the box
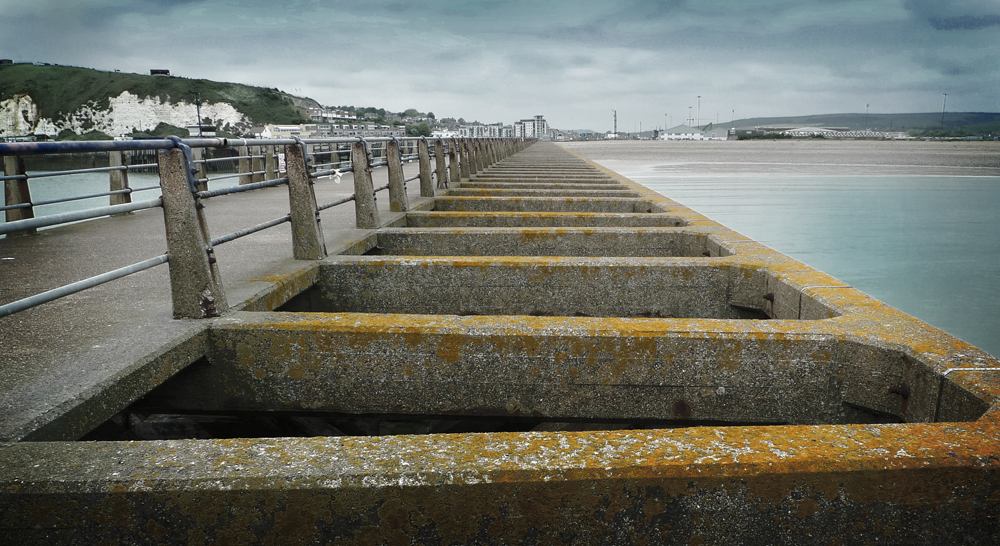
[404,210,688,227]
[312,255,782,319]
[432,195,662,213]
[2,424,999,543]
[3,141,1000,543]
[371,227,715,257]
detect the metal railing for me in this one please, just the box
[1,135,528,318]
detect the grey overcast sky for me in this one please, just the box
[1,0,998,131]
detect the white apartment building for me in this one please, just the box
[513,115,548,140]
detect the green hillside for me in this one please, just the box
[0,63,306,126]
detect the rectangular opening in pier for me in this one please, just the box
[77,331,989,441]
[404,211,688,228]
[277,257,780,320]
[366,228,721,258]
[431,197,662,214]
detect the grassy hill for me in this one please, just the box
[731,112,1000,135]
[0,63,306,126]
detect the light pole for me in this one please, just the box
[940,94,947,131]
[688,106,692,126]
[865,103,869,132]
[612,109,617,137]
[195,93,203,137]
[697,96,701,128]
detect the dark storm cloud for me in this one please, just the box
[0,0,997,130]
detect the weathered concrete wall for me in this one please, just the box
[372,227,713,257]
[313,255,778,319]
[432,196,662,213]
[404,211,688,228]
[2,426,998,543]
[128,311,981,426]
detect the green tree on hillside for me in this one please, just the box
[405,123,432,137]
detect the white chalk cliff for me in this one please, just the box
[0,91,250,138]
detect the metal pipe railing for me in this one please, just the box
[0,197,163,236]
[0,254,170,319]
[0,135,529,317]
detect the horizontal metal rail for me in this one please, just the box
[202,170,269,183]
[311,167,353,178]
[33,188,132,207]
[211,215,290,247]
[196,177,288,199]
[318,195,356,211]
[0,254,170,318]
[0,197,163,236]
[0,202,32,212]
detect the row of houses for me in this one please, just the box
[250,123,405,139]
[456,115,550,140]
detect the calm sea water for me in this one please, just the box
[0,171,240,225]
[615,170,1000,357]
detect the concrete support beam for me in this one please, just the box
[475,138,486,172]
[417,138,433,197]
[459,139,472,180]
[2,155,33,232]
[2,417,998,543]
[432,196,658,213]
[433,139,448,189]
[264,145,277,181]
[157,148,227,318]
[468,139,480,176]
[251,145,265,183]
[385,139,409,213]
[238,145,252,185]
[351,140,380,229]
[108,151,131,207]
[284,143,326,260]
[449,138,462,186]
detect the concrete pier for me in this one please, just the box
[2,142,999,543]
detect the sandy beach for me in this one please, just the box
[562,139,1000,177]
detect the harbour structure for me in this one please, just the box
[1,137,999,542]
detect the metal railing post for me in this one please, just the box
[351,140,380,229]
[2,154,34,234]
[284,143,326,259]
[108,150,132,207]
[417,138,433,197]
[238,145,252,185]
[251,145,265,183]
[386,138,409,212]
[449,138,462,185]
[434,139,448,189]
[157,147,227,319]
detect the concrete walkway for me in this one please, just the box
[0,160,426,441]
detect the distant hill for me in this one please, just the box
[730,112,1000,134]
[0,64,308,139]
